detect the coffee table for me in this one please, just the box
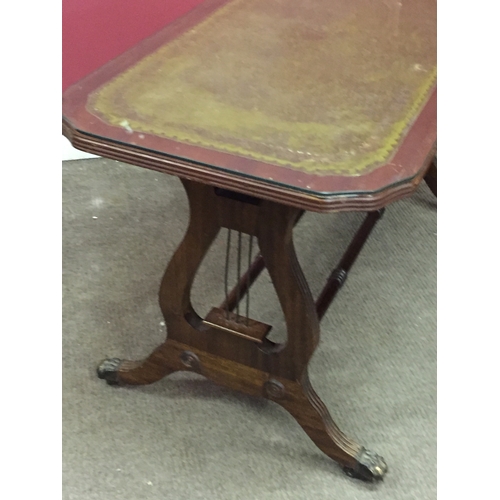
[63,0,436,482]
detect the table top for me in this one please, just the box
[63,0,436,212]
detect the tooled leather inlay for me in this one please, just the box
[87,0,436,175]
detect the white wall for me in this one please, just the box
[62,136,99,161]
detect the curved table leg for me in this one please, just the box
[269,373,387,481]
[255,200,387,480]
[97,343,175,386]
[94,179,388,481]
[96,180,220,387]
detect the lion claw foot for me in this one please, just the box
[96,358,123,385]
[343,448,388,482]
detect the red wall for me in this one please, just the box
[63,0,206,91]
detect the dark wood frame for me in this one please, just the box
[63,0,437,482]
[62,0,436,213]
[96,179,401,481]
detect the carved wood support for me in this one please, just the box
[96,179,387,481]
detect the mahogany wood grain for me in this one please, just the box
[62,117,436,214]
[97,179,388,480]
[62,0,436,213]
[73,0,438,482]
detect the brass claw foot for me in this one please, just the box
[96,345,175,386]
[343,448,388,482]
[96,358,123,385]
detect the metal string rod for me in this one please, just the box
[219,212,303,314]
[218,253,264,313]
[224,228,232,319]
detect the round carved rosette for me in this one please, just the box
[180,350,201,371]
[264,379,285,399]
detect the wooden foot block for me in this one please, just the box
[203,307,272,344]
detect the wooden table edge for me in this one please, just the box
[63,119,435,213]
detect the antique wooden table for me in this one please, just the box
[63,0,436,482]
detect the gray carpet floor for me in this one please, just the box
[63,157,436,500]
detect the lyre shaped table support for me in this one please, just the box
[97,179,388,481]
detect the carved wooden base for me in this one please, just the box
[96,341,387,481]
[96,179,388,481]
